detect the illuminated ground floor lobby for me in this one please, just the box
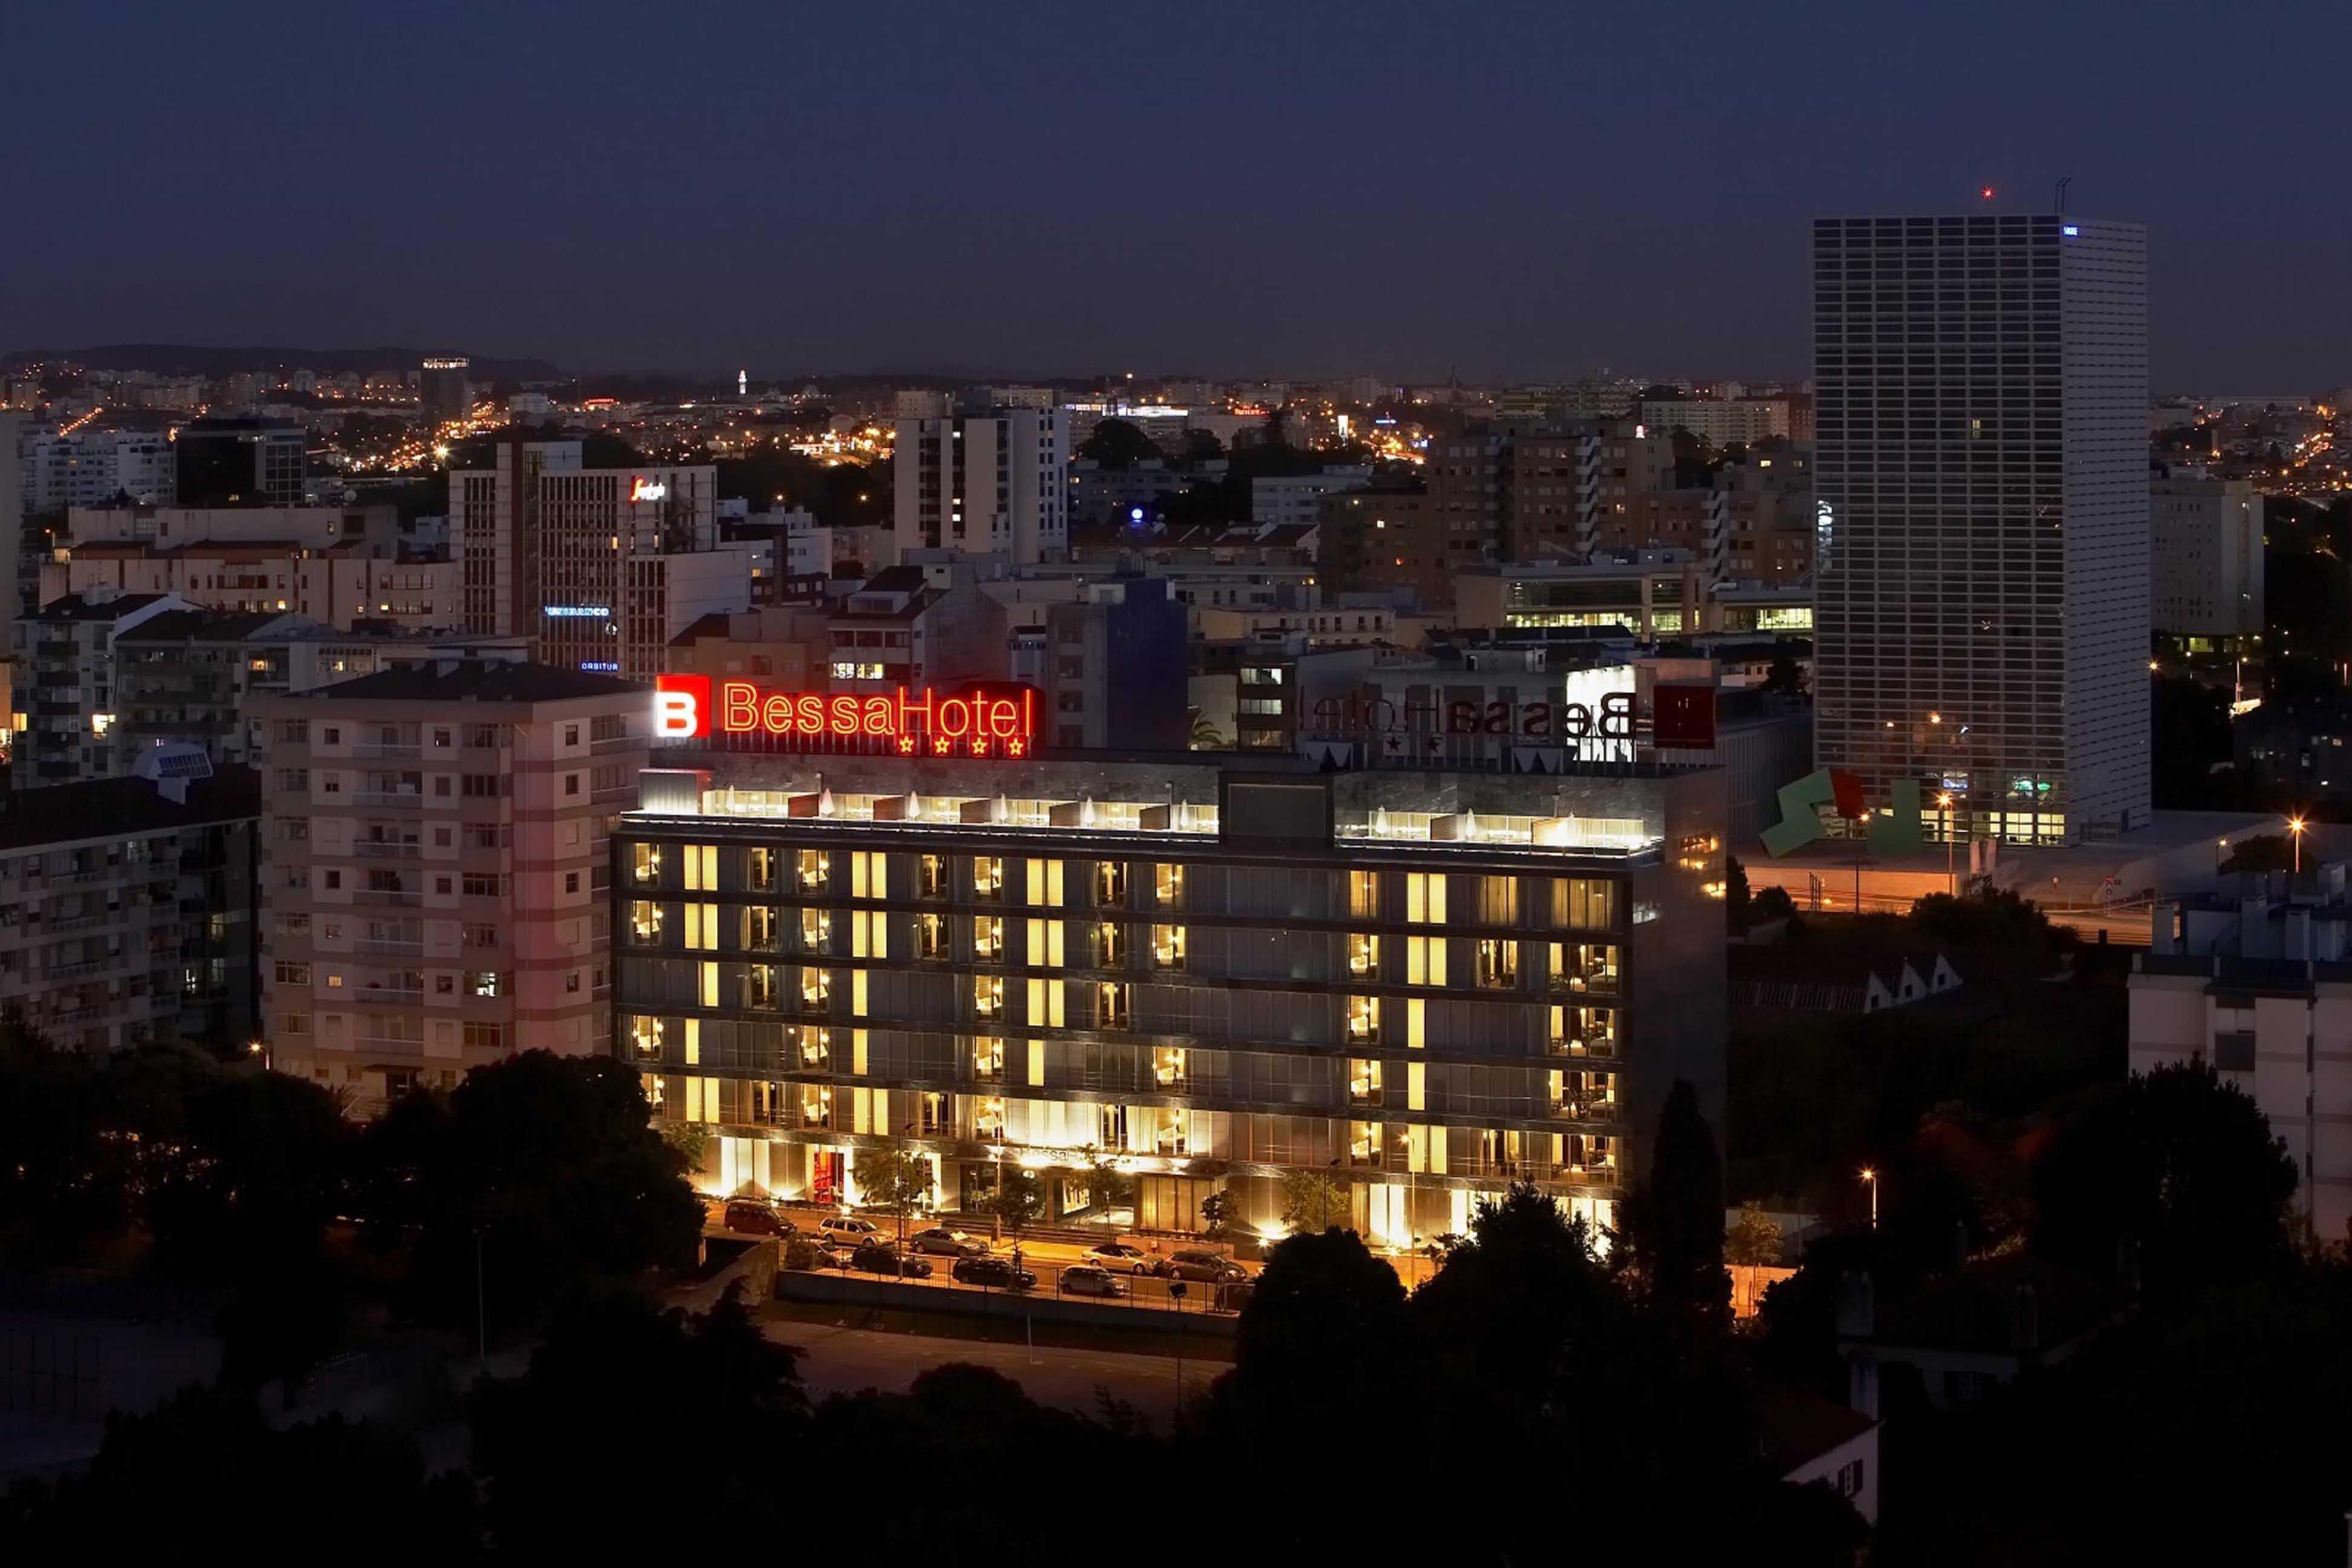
[685,1125,1615,1251]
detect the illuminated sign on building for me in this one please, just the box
[630,478,668,503]
[655,676,1037,757]
[544,605,612,619]
[1311,691,1638,740]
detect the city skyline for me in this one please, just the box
[8,1,2350,387]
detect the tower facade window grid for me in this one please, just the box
[1811,214,2148,844]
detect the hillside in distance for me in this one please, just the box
[2,344,561,381]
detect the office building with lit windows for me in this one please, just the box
[612,726,1725,1246]
[448,439,757,679]
[1812,213,2149,843]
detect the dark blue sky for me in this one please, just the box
[8,0,2347,387]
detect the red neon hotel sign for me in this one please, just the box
[656,676,1036,757]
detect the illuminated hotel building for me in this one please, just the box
[449,439,757,679]
[613,679,1725,1244]
[1812,214,2149,843]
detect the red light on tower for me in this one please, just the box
[1979,185,1995,201]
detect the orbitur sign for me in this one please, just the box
[656,676,1037,757]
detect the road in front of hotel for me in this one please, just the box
[765,1317,1223,1426]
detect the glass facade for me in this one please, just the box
[613,761,1725,1246]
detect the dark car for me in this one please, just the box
[1213,1278,1257,1313]
[952,1255,1037,1290]
[852,1243,933,1279]
[1163,1248,1247,1284]
[1059,1264,1129,1299]
[722,1199,795,1236]
[909,1226,990,1258]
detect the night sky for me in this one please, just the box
[8,0,2348,388]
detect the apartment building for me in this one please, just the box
[614,719,1725,1244]
[0,762,260,1053]
[45,547,456,631]
[1252,468,1371,532]
[250,662,650,1111]
[894,399,1070,565]
[10,592,197,787]
[112,612,529,775]
[1636,399,1791,448]
[18,428,175,511]
[2135,867,2352,1241]
[2151,475,2262,650]
[1036,578,1188,752]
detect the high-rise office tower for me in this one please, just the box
[892,397,1068,565]
[1812,214,2149,844]
[419,357,473,426]
[448,439,755,679]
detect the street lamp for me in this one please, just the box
[2291,817,2307,878]
[1938,792,1956,896]
[1860,1168,1878,1230]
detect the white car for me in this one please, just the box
[1082,1240,1158,1275]
[817,1215,885,1249]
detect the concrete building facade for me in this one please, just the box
[1813,213,2150,844]
[894,403,1070,565]
[250,662,650,1111]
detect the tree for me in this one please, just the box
[1907,887,2067,953]
[472,1283,805,1555]
[1404,1183,1860,1565]
[1725,1202,1785,1266]
[1198,1184,1240,1241]
[1211,1225,1419,1537]
[1753,883,1798,923]
[1076,418,1159,469]
[1074,1144,1135,1215]
[1762,648,1806,696]
[2218,832,2291,875]
[0,1385,475,1562]
[1277,1168,1347,1233]
[2032,1060,2299,1296]
[1186,707,1229,750]
[853,1144,935,1244]
[979,1167,1045,1233]
[1181,428,1225,462]
[1621,1079,1730,1330]
[660,1120,711,1177]
[353,1051,702,1336]
[1725,855,1752,932]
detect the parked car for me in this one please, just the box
[1059,1264,1129,1299]
[1163,1248,1247,1284]
[851,1243,933,1278]
[1081,1240,1157,1275]
[722,1199,795,1236]
[1213,1278,1257,1313]
[952,1255,1036,1290]
[910,1226,990,1258]
[818,1215,886,1249]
